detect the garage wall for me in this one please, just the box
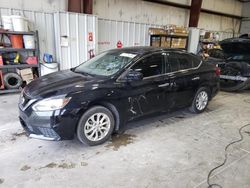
[94,0,189,26]
[98,18,161,52]
[93,0,242,33]
[0,0,67,12]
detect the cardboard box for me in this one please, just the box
[171,38,187,48]
[17,68,34,81]
[165,24,188,36]
[149,28,167,35]
[161,37,171,48]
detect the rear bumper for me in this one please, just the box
[210,82,220,99]
[220,75,250,91]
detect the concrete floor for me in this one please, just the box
[0,91,250,188]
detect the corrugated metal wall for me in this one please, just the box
[54,12,97,70]
[98,18,162,52]
[0,7,55,61]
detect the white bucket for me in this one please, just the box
[41,63,59,76]
[23,35,35,49]
[1,15,13,30]
[11,15,28,32]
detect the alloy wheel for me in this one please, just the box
[195,91,208,111]
[84,113,111,142]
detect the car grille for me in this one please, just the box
[38,127,60,139]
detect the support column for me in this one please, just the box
[68,0,84,13]
[84,0,93,14]
[189,0,203,27]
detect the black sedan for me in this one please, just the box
[19,47,220,146]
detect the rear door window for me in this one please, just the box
[132,53,164,78]
[190,55,201,67]
[167,53,180,72]
[167,53,201,72]
[178,54,193,70]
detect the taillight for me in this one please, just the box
[215,66,221,76]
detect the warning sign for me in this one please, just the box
[88,32,93,41]
[117,40,123,48]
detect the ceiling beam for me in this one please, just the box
[143,0,243,19]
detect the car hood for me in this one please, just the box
[24,70,97,98]
[219,38,250,55]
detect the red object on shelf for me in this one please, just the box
[26,56,38,65]
[10,35,24,48]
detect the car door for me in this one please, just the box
[125,52,167,119]
[166,52,197,109]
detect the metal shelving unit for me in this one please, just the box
[0,48,36,53]
[0,31,40,94]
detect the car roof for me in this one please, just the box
[107,46,187,56]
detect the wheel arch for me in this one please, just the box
[197,83,212,100]
[77,100,121,133]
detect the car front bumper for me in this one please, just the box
[19,107,79,141]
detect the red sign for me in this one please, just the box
[88,32,93,41]
[117,40,123,48]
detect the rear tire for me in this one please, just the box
[77,106,115,146]
[189,87,209,113]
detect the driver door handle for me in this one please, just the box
[158,83,170,88]
[192,76,200,81]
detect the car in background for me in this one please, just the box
[19,47,220,146]
[207,36,250,91]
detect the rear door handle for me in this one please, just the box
[158,83,170,88]
[192,76,200,81]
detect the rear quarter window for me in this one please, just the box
[191,55,201,68]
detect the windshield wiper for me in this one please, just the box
[72,69,94,77]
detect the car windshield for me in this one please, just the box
[74,51,137,76]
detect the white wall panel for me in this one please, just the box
[94,0,242,33]
[98,18,162,52]
[94,0,188,26]
[199,13,241,34]
[0,0,67,12]
[54,12,97,70]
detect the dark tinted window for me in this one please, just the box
[167,53,180,72]
[132,54,164,78]
[178,54,193,70]
[192,55,201,67]
[167,53,201,72]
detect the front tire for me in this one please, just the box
[190,87,209,113]
[77,106,115,146]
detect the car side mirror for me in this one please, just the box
[124,70,143,81]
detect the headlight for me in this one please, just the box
[32,95,71,111]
